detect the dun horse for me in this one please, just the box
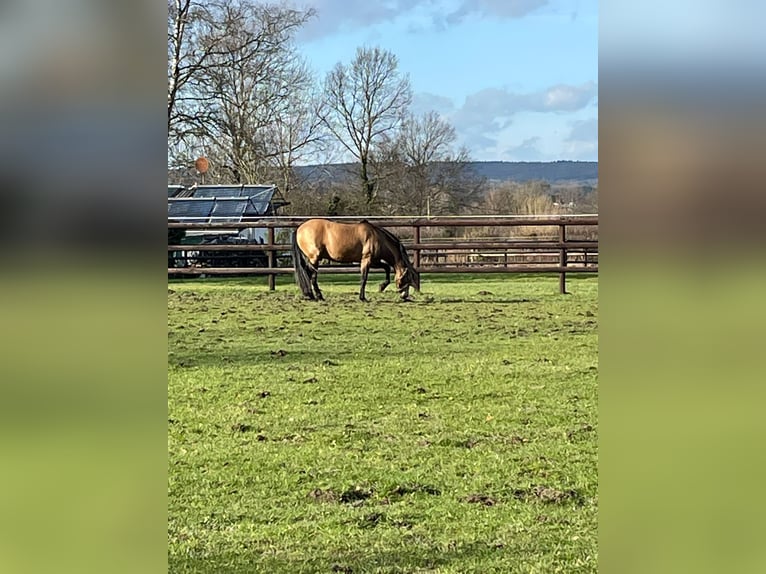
[292,219,420,301]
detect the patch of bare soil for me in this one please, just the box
[463,493,497,506]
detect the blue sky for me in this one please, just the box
[294,0,598,162]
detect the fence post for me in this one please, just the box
[413,224,421,269]
[559,224,567,294]
[267,227,276,291]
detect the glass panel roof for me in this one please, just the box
[168,185,280,221]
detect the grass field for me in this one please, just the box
[168,273,598,573]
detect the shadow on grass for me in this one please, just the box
[168,349,349,369]
[167,345,473,369]
[169,540,502,574]
[430,298,537,305]
[280,296,540,305]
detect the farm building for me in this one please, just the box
[168,183,288,217]
[168,183,288,238]
[168,184,289,268]
[168,184,186,198]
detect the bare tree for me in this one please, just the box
[262,78,328,194]
[321,46,412,205]
[167,0,229,139]
[168,1,317,184]
[168,0,192,134]
[377,112,483,215]
[480,181,557,215]
[192,2,315,182]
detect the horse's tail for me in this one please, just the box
[292,231,314,299]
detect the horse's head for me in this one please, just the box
[395,265,420,294]
[376,224,420,296]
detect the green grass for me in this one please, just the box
[168,274,598,573]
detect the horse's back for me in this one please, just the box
[297,219,373,262]
[296,218,328,244]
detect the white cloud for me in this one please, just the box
[446,0,548,25]
[411,92,456,116]
[561,139,598,160]
[443,83,597,159]
[458,82,596,119]
[504,137,546,160]
[566,117,598,142]
[562,117,598,160]
[543,84,597,110]
[450,82,596,136]
[297,0,549,41]
[297,0,418,41]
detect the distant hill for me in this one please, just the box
[295,160,597,186]
[468,161,597,184]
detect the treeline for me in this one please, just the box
[168,0,596,216]
[470,161,598,183]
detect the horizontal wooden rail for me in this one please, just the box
[168,265,598,275]
[168,215,598,293]
[168,215,598,229]
[168,244,286,252]
[168,240,597,252]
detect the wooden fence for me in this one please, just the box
[168,215,598,294]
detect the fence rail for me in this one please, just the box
[168,215,598,294]
[168,215,598,229]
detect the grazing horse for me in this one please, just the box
[292,218,420,301]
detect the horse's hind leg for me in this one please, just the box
[308,260,324,301]
[376,261,391,292]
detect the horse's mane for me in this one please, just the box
[370,222,417,277]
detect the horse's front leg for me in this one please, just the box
[359,259,371,302]
[377,261,391,292]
